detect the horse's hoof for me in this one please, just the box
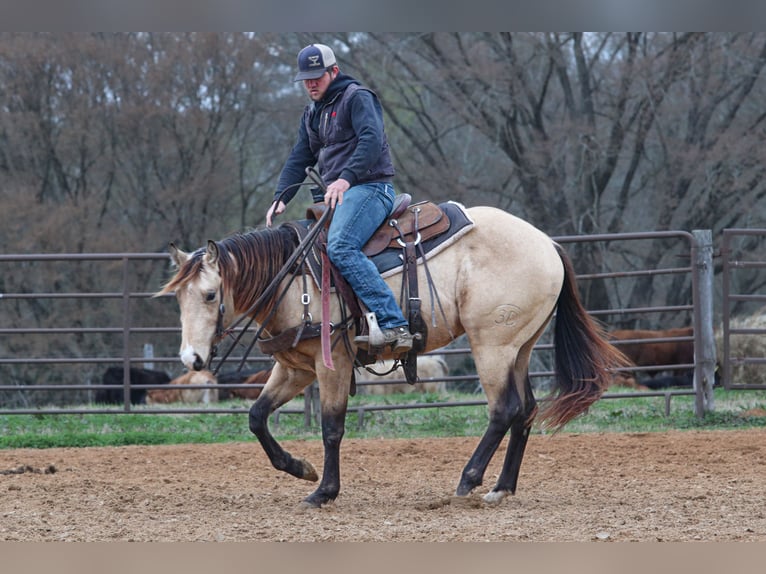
[299,492,336,509]
[455,480,479,497]
[483,490,510,505]
[297,458,319,482]
[449,494,483,509]
[297,499,321,511]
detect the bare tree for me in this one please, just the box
[0,33,300,399]
[2,32,766,387]
[340,32,766,318]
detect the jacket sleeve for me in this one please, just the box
[339,90,385,187]
[274,111,316,205]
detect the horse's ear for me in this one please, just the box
[168,242,189,268]
[206,240,219,265]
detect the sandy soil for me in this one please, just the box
[1,429,765,542]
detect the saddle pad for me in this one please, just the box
[294,201,474,290]
[375,201,474,278]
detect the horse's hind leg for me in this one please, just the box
[455,341,522,496]
[456,323,543,501]
[484,336,540,504]
[455,366,528,497]
[483,375,536,504]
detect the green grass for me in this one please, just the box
[0,410,255,449]
[563,387,766,433]
[1,387,765,449]
[349,387,766,436]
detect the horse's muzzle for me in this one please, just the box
[192,354,206,371]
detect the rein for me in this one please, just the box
[209,168,333,374]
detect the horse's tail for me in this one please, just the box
[538,243,631,431]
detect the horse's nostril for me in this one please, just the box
[193,354,205,371]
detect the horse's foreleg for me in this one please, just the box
[298,361,353,508]
[249,395,318,482]
[248,367,319,482]
[301,405,345,508]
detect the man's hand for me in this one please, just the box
[266,200,286,227]
[324,179,350,209]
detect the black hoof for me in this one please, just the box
[301,490,336,508]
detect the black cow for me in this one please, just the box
[640,371,694,390]
[95,367,170,405]
[639,368,720,390]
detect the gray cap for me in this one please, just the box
[294,43,337,81]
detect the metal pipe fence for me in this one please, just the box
[0,227,759,425]
[720,229,766,391]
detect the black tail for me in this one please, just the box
[538,244,631,430]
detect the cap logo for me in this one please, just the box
[307,55,322,68]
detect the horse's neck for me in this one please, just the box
[233,267,305,329]
[224,231,293,320]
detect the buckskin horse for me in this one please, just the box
[158,203,628,507]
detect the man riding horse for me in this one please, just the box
[266,43,414,355]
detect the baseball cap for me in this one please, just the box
[294,44,337,81]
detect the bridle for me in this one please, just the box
[206,283,229,370]
[203,166,332,375]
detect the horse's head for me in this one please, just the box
[159,241,233,372]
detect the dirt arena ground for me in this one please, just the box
[1,429,765,542]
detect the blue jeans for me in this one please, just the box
[326,182,408,330]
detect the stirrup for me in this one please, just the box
[354,312,385,351]
[354,313,413,355]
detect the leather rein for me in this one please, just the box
[207,168,344,375]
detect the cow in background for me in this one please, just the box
[217,369,272,400]
[641,371,694,390]
[608,371,650,391]
[95,367,170,405]
[145,370,218,405]
[356,355,449,395]
[144,369,274,404]
[608,326,694,378]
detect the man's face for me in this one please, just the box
[303,69,335,101]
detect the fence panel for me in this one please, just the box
[0,228,724,421]
[720,229,766,390]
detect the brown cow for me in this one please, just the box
[145,370,218,405]
[227,369,271,400]
[609,371,650,391]
[146,369,274,404]
[608,326,694,378]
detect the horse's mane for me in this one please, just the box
[217,226,298,313]
[160,226,298,318]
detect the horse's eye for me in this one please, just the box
[205,291,216,303]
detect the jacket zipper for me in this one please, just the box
[321,110,329,140]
